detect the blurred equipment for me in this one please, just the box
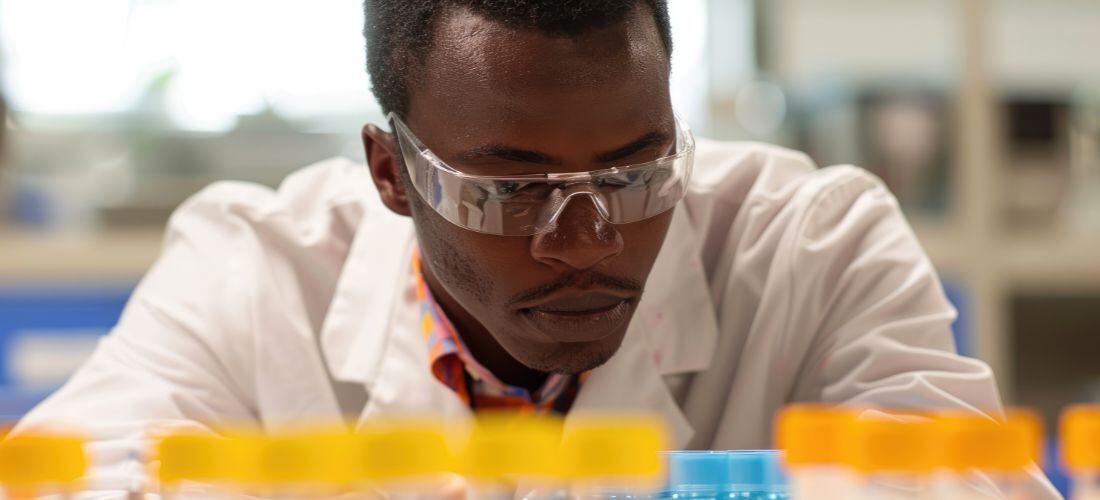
[0,284,131,417]
[796,83,952,215]
[1068,86,1100,234]
[1001,97,1073,231]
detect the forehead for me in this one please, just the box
[404,3,670,135]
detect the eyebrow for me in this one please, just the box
[453,130,673,166]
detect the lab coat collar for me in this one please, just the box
[320,201,717,449]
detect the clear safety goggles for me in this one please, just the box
[390,112,695,236]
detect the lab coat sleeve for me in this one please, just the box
[785,167,1062,499]
[785,166,999,411]
[13,183,264,493]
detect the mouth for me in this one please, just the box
[518,291,636,343]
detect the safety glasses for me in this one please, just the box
[390,112,695,236]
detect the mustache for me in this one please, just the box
[507,272,642,307]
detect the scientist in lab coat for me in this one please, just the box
[18,0,1058,496]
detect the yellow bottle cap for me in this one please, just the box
[560,415,667,481]
[240,427,359,485]
[1063,405,1100,471]
[844,413,936,473]
[0,433,86,486]
[775,405,856,466]
[157,432,245,484]
[462,413,564,480]
[358,420,453,481]
[934,410,1041,472]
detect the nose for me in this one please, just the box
[530,195,624,271]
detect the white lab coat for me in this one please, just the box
[16,139,1060,498]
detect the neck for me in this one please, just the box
[421,267,550,394]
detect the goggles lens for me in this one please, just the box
[391,113,694,236]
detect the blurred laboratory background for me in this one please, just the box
[0,0,1098,485]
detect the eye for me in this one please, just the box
[488,180,551,201]
[597,170,650,189]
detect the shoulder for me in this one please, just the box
[169,157,371,246]
[159,157,381,330]
[684,138,897,269]
[688,136,887,210]
[689,138,886,215]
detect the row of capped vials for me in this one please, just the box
[776,404,1100,500]
[1,405,1099,499]
[3,414,666,499]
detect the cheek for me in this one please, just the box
[416,208,531,306]
[619,210,674,265]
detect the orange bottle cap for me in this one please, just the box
[934,410,1041,472]
[844,413,936,473]
[1063,405,1100,471]
[775,405,856,466]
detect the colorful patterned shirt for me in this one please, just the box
[413,252,583,414]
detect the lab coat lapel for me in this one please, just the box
[355,257,473,424]
[569,206,718,450]
[315,197,471,421]
[317,200,413,387]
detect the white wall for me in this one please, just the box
[991,0,1100,91]
[768,0,960,88]
[766,0,1100,90]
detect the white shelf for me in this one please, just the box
[1001,233,1100,293]
[915,224,1100,292]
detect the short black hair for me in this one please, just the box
[364,0,672,117]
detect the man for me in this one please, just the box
[18,0,1056,496]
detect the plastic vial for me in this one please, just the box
[453,414,566,500]
[775,405,858,500]
[157,431,251,499]
[661,450,788,500]
[560,415,667,500]
[933,410,1043,500]
[355,419,458,500]
[244,429,355,499]
[844,413,937,500]
[0,432,86,500]
[1064,406,1100,500]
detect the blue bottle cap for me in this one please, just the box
[663,450,788,495]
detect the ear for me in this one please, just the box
[362,123,412,216]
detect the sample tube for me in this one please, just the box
[157,430,267,499]
[560,415,667,499]
[239,428,360,499]
[844,413,937,500]
[356,419,457,499]
[161,420,459,499]
[775,405,857,500]
[462,413,565,500]
[933,410,1043,500]
[0,432,86,499]
[1063,405,1100,500]
[662,450,789,500]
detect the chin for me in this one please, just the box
[524,335,624,375]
